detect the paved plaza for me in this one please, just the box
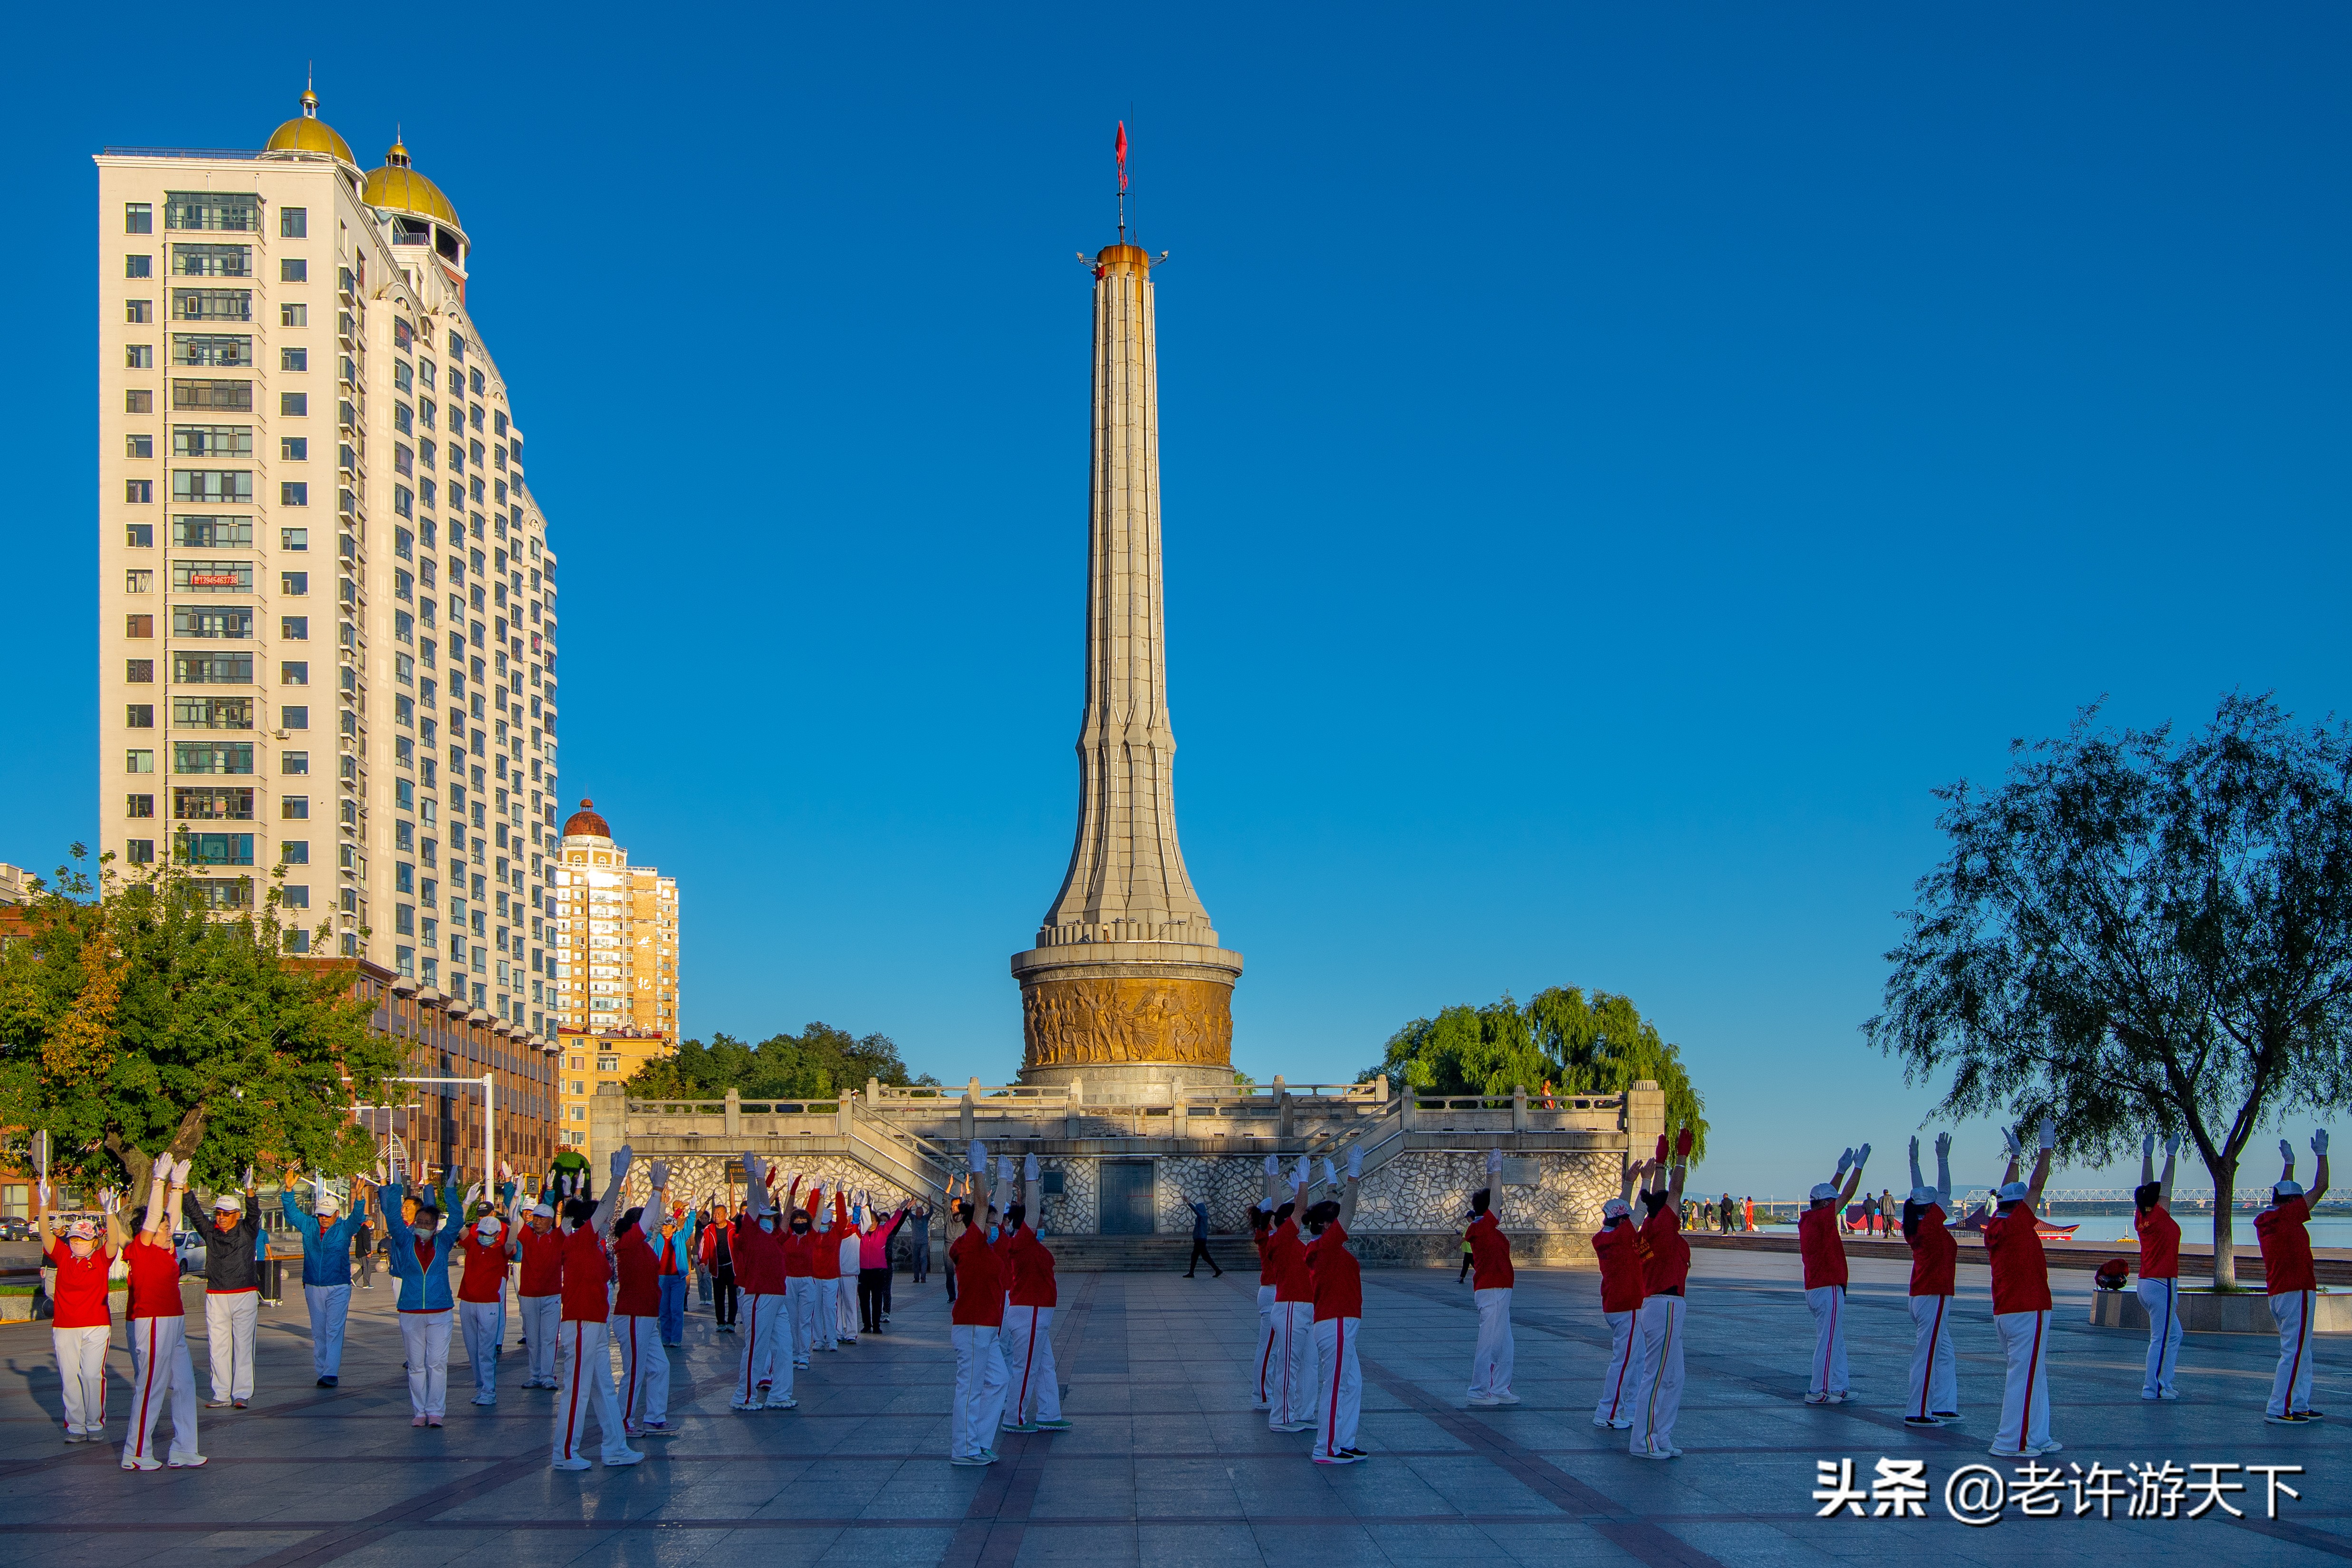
[0,1249,2342,1568]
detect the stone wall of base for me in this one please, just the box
[2087,1285,2351,1335]
[1345,1231,1601,1269]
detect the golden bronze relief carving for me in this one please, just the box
[1020,976,1234,1069]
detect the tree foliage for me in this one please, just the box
[624,1022,938,1101]
[1363,986,1709,1161]
[0,851,398,1196]
[1867,695,2352,1287]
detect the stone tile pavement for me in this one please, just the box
[0,1249,2342,1566]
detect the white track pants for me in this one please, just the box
[1630,1293,1686,1457]
[792,1278,816,1360]
[1991,1309,2053,1455]
[2139,1277,2183,1399]
[1805,1284,1848,1397]
[203,1289,258,1402]
[1313,1316,1363,1462]
[122,1315,198,1467]
[304,1283,350,1379]
[838,1273,860,1338]
[1272,1300,1317,1428]
[400,1308,452,1418]
[2268,1290,2317,1418]
[950,1323,1008,1459]
[814,1279,839,1351]
[1001,1304,1060,1424]
[1908,1294,1957,1419]
[1253,1285,1277,1407]
[521,1294,561,1385]
[552,1318,632,1464]
[53,1324,109,1435]
[617,1314,669,1428]
[741,1290,791,1404]
[1594,1308,1638,1426]
[1469,1287,1515,1399]
[460,1299,505,1401]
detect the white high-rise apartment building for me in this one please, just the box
[95,87,566,1041]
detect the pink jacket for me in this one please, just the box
[858,1207,911,1270]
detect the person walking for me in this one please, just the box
[38,1178,123,1443]
[182,1168,261,1409]
[1464,1147,1518,1406]
[1183,1197,1223,1278]
[1800,1144,1869,1404]
[2257,1131,2329,1426]
[700,1200,739,1332]
[1307,1150,1366,1464]
[948,1141,1009,1465]
[1590,1162,1644,1429]
[656,1199,697,1347]
[121,1155,202,1471]
[998,1155,1068,1433]
[279,1168,361,1387]
[551,1147,643,1470]
[516,1197,565,1390]
[612,1164,675,1438]
[1629,1128,1693,1460]
[383,1173,465,1427]
[1985,1118,2058,1458]
[2134,1133,2184,1402]
[1902,1134,1959,1427]
[455,1177,521,1408]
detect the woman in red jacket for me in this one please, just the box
[998,1154,1069,1433]
[1305,1149,1365,1464]
[1589,1161,1644,1430]
[1463,1147,1517,1406]
[1628,1129,1692,1460]
[947,1141,1009,1465]
[37,1179,124,1444]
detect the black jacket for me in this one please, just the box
[182,1193,263,1292]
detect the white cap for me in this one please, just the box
[531,1203,555,1218]
[476,1216,501,1238]
[1809,1183,1838,1202]
[1601,1198,1631,1220]
[1996,1181,2030,1202]
[66,1219,97,1240]
[1907,1186,1939,1207]
[315,1191,341,1217]
[2275,1180,2305,1199]
[212,1193,243,1212]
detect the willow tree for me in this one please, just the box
[1867,696,2352,1288]
[0,849,396,1195]
[1363,986,1708,1160]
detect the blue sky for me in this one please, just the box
[9,5,2349,1194]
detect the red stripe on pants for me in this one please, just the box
[624,1319,639,1424]
[1324,1319,1345,1457]
[1016,1306,1040,1419]
[561,1323,586,1461]
[2017,1314,2043,1452]
[739,1296,760,1401]
[133,1318,161,1462]
[1605,1328,1634,1422]
[2287,1291,2311,1411]
[1917,1298,1942,1419]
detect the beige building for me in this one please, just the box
[555,1025,672,1154]
[551,799,680,1034]
[94,87,566,1048]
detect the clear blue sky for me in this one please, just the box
[9,5,2348,1194]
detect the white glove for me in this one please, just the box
[1024,1154,1039,1181]
[2002,1126,2022,1158]
[1486,1147,1503,1176]
[464,1182,483,1212]
[2315,1129,2331,1156]
[499,1162,513,1183]
[968,1139,988,1175]
[1934,1132,1951,1159]
[1263,1154,1278,1175]
[610,1144,634,1182]
[650,1160,670,1192]
[1293,1154,1310,1188]
[1910,1135,1919,1164]
[1856,1142,1872,1167]
[2142,1132,2155,1159]
[35,1179,49,1207]
[101,1188,119,1215]
[243,1165,256,1190]
[1321,1158,1337,1187]
[2282,1138,2295,1164]
[156,1155,178,1186]
[999,1156,1015,1183]
[1348,1144,1363,1179]
[1835,1148,1854,1177]
[2164,1134,2179,1156]
[2037,1117,2055,1152]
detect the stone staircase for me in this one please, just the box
[1030,1234,1237,1273]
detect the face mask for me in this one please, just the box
[987,1226,999,1243]
[758,1216,776,1232]
[790,1220,809,1234]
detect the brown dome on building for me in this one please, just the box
[563,798,611,838]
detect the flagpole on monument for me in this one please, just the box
[1116,119,1128,244]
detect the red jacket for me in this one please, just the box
[1465,1211,1514,1290]
[517,1225,566,1298]
[948,1224,1004,1327]
[613,1226,661,1317]
[557,1227,612,1323]
[1003,1225,1058,1308]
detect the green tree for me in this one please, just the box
[1363,986,1709,1161]
[1867,696,2352,1289]
[625,1021,938,1101]
[0,850,398,1196]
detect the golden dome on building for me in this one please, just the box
[263,87,356,165]
[362,136,461,230]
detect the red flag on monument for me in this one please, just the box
[1116,121,1128,192]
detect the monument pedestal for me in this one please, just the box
[1012,941,1243,1090]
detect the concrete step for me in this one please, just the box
[1029,1235,1233,1273]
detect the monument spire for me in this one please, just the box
[1011,135,1243,1089]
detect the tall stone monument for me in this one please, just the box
[1010,235,1243,1091]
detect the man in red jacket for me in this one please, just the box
[1590,1164,1644,1430]
[1464,1146,1518,1406]
[516,1197,565,1390]
[2134,1132,2184,1402]
[1800,1142,1869,1404]
[1984,1119,2057,1458]
[1902,1133,1959,1427]
[730,1155,793,1411]
[551,1147,643,1471]
[612,1164,674,1437]
[998,1154,1069,1433]
[456,1182,520,1407]
[948,1141,1009,1465]
[1629,1129,1692,1460]
[1306,1149,1365,1464]
[1266,1155,1318,1433]
[700,1200,738,1332]
[2258,1130,2330,1425]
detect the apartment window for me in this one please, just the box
[281,796,308,819]
[282,928,309,953]
[395,904,415,935]
[173,379,251,412]
[126,750,154,774]
[173,288,252,322]
[179,832,254,866]
[396,693,415,726]
[171,607,252,639]
[470,369,485,396]
[494,411,509,437]
[125,704,153,728]
[124,480,151,506]
[281,752,308,776]
[171,696,253,730]
[125,658,153,682]
[281,392,307,416]
[281,258,307,283]
[125,202,152,234]
[171,559,251,594]
[172,334,251,367]
[126,255,152,279]
[125,569,153,593]
[173,787,254,820]
[281,483,308,507]
[172,742,253,775]
[125,389,153,414]
[282,437,307,461]
[396,820,415,851]
[171,471,252,504]
[126,839,154,865]
[281,572,308,596]
[127,794,154,818]
[280,206,306,239]
[281,617,307,641]
[282,885,310,909]
[281,706,307,730]
[165,192,259,231]
[172,425,252,458]
[172,517,251,548]
[172,244,251,278]
[125,299,151,324]
[281,347,307,373]
[125,433,152,458]
[173,653,251,683]
[279,667,311,694]
[125,346,152,369]
[282,528,308,551]
[394,484,413,519]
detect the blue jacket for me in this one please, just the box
[282,1193,362,1287]
[659,1211,698,1276]
[382,1180,465,1312]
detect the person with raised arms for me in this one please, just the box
[1799,1141,1869,1404]
[1251,1154,1282,1412]
[656,1197,698,1347]
[612,1162,677,1437]
[515,1183,566,1391]
[947,1139,1010,1465]
[2257,1130,2329,1425]
[382,1169,466,1427]
[1464,1146,1518,1407]
[1266,1154,1319,1434]
[38,1174,124,1443]
[120,1154,203,1471]
[780,1173,817,1370]
[551,1146,643,1469]
[182,1164,261,1409]
[278,1165,360,1389]
[729,1153,793,1411]
[1901,1133,1959,1427]
[2134,1132,2184,1402]
[998,1154,1068,1433]
[1984,1117,2058,1458]
[1629,1128,1692,1460]
[1589,1158,1644,1430]
[857,1192,912,1336]
[454,1168,522,1407]
[1306,1149,1366,1464]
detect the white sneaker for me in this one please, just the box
[604,1450,645,1467]
[122,1456,161,1472]
[1467,1394,1501,1406]
[1489,1394,1521,1405]
[168,1454,208,1468]
[551,1457,591,1472]
[768,1395,798,1409]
